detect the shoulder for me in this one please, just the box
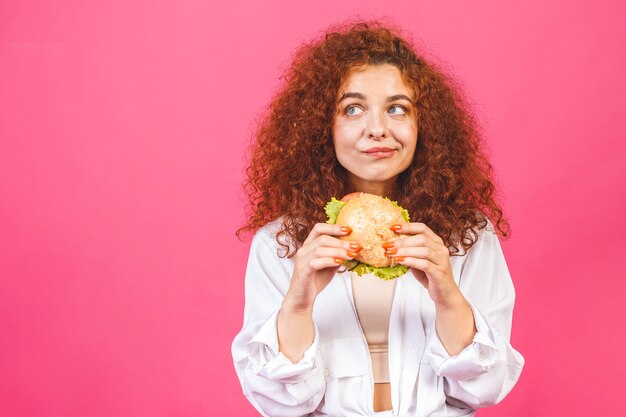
[248,217,296,275]
[480,217,497,238]
[452,216,499,258]
[249,217,290,257]
[253,217,284,244]
[468,217,505,262]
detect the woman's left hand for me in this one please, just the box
[385,222,464,308]
[387,222,476,355]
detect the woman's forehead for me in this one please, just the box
[337,64,415,100]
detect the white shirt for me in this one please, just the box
[231,219,525,417]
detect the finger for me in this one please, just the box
[314,234,362,251]
[389,247,441,265]
[303,223,352,246]
[307,257,345,272]
[394,256,436,275]
[297,237,361,264]
[389,222,443,243]
[390,234,440,252]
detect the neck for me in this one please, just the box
[348,175,398,199]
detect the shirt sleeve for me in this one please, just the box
[231,228,326,417]
[424,221,525,409]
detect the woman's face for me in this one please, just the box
[331,64,418,197]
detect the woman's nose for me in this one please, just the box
[367,110,387,138]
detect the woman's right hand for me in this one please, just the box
[283,223,361,312]
[277,223,360,362]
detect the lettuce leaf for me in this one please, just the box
[389,199,410,222]
[351,262,409,280]
[324,197,347,224]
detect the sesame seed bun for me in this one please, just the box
[335,192,410,268]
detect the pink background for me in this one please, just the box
[1,0,625,416]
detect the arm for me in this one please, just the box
[231,229,325,417]
[231,223,357,416]
[424,223,525,408]
[389,222,480,355]
[434,293,477,356]
[276,222,357,363]
[277,301,315,363]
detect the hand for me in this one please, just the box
[386,222,464,308]
[386,222,476,355]
[284,223,362,312]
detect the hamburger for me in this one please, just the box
[324,192,411,280]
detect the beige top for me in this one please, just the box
[351,272,396,383]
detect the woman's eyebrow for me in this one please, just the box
[337,92,414,103]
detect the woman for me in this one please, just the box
[232,20,524,417]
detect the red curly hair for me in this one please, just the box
[237,19,510,257]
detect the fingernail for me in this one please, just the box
[395,256,405,262]
[390,224,402,231]
[382,241,395,249]
[349,242,362,250]
[385,248,398,255]
[347,251,359,258]
[334,258,344,264]
[340,226,352,233]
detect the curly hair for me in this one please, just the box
[237,19,510,257]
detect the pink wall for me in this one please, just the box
[1,0,625,416]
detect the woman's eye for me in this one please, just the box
[345,105,363,116]
[389,105,407,115]
[344,104,407,116]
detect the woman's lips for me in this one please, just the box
[363,147,397,159]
